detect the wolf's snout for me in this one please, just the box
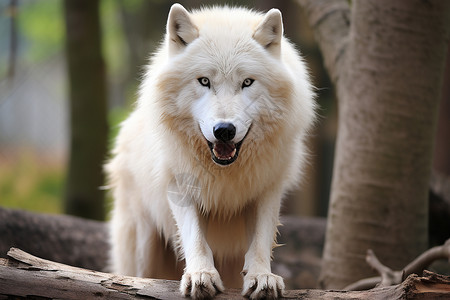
[208,122,248,166]
[213,123,236,142]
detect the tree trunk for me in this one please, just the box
[433,43,450,176]
[298,0,450,289]
[64,0,108,220]
[1,248,449,299]
[7,0,18,79]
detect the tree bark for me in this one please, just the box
[1,248,449,299]
[433,43,450,175]
[7,0,18,79]
[299,0,450,289]
[64,0,108,221]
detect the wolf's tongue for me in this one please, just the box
[213,141,236,160]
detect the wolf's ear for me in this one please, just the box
[167,3,198,56]
[253,9,283,56]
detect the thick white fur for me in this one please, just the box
[107,4,315,299]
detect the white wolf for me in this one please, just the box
[107,3,315,299]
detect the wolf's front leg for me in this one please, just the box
[242,190,285,300]
[169,197,224,299]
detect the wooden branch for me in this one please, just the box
[345,239,450,291]
[363,249,404,288]
[1,248,449,299]
[0,248,182,300]
[402,239,450,278]
[296,0,350,84]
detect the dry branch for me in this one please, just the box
[345,239,450,291]
[1,248,449,299]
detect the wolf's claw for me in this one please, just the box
[242,273,285,300]
[180,270,224,299]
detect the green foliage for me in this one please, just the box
[0,151,64,214]
[100,0,127,76]
[18,0,64,62]
[120,0,147,13]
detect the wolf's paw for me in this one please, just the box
[180,270,224,299]
[242,273,285,299]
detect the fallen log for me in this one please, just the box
[0,248,449,299]
[0,207,109,271]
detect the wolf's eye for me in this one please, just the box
[242,78,254,88]
[198,77,210,88]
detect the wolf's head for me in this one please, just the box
[149,4,311,167]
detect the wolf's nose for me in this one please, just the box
[213,123,236,142]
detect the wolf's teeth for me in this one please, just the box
[213,147,236,160]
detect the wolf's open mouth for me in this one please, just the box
[206,124,252,166]
[207,140,242,166]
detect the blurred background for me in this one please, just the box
[0,0,337,220]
